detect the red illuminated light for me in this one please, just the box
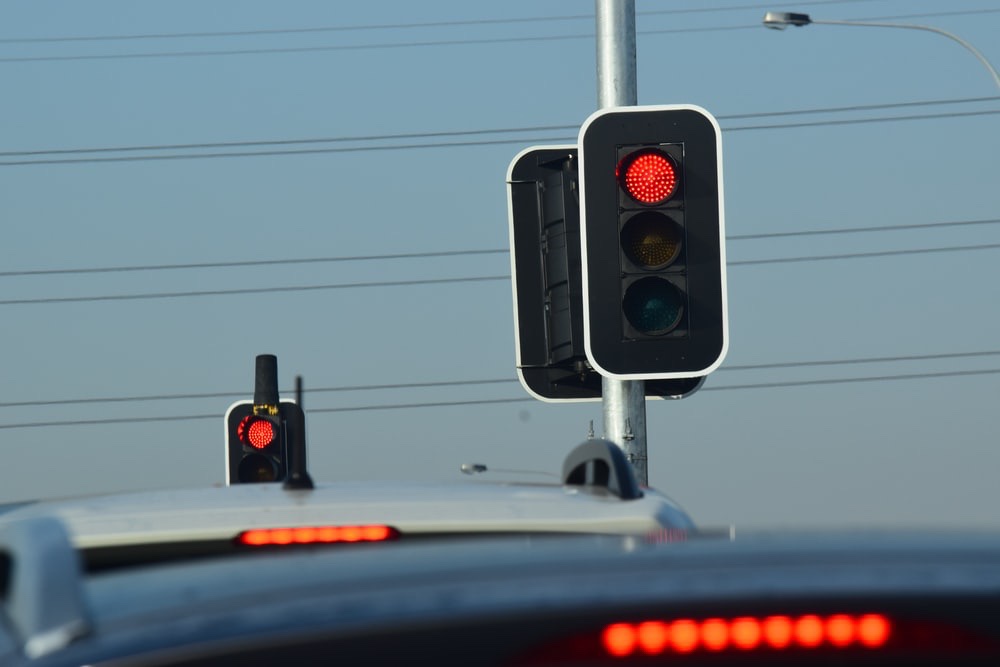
[858,613,891,647]
[618,149,678,205]
[246,419,274,449]
[601,614,891,657]
[237,525,398,546]
[603,624,635,657]
[795,615,824,647]
[237,416,276,449]
[731,617,762,649]
[763,615,793,648]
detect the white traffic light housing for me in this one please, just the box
[578,105,727,380]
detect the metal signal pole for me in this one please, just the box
[594,0,648,485]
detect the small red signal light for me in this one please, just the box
[858,613,891,647]
[618,149,678,205]
[237,415,276,449]
[827,614,856,647]
[763,615,793,649]
[730,617,762,650]
[237,524,398,547]
[669,620,699,653]
[794,615,825,647]
[602,623,635,657]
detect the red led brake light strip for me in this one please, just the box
[237,525,398,546]
[603,613,890,657]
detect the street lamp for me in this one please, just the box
[762,11,1000,90]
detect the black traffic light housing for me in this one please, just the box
[225,354,308,485]
[226,402,286,484]
[506,144,706,401]
[578,105,728,380]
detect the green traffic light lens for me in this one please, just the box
[620,212,682,270]
[623,277,684,335]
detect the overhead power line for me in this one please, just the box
[4,349,999,410]
[726,217,1000,241]
[729,241,1000,267]
[2,95,995,160]
[703,367,1000,392]
[4,240,1000,306]
[0,108,994,166]
[0,135,574,167]
[0,1,870,44]
[0,275,511,306]
[3,366,999,430]
[3,216,998,280]
[2,108,997,167]
[0,125,571,158]
[1,6,995,62]
[0,248,509,278]
[726,109,1000,133]
[0,378,517,408]
[0,96,1000,166]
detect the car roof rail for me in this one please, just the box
[562,439,643,500]
[0,517,91,658]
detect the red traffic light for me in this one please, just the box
[618,148,678,205]
[578,105,727,379]
[238,415,276,449]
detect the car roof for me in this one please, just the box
[0,437,698,663]
[0,438,696,553]
[0,478,694,550]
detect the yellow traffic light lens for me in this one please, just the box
[237,453,278,483]
[623,277,684,335]
[620,212,682,269]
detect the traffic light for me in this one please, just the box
[226,401,286,484]
[506,145,705,401]
[225,354,307,485]
[578,105,727,379]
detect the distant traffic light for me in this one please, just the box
[225,354,297,485]
[578,105,727,379]
[226,402,286,484]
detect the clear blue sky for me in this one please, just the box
[2,0,999,530]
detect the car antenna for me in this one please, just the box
[283,375,314,491]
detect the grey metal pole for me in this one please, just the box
[595,0,648,485]
[596,0,637,107]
